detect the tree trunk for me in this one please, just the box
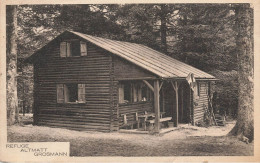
[229,4,254,142]
[23,76,26,116]
[160,4,167,54]
[6,5,19,125]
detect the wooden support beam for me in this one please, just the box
[143,80,154,92]
[171,81,179,127]
[162,87,165,113]
[154,80,160,133]
[171,81,179,91]
[159,81,164,91]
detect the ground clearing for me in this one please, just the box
[7,118,253,156]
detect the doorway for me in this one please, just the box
[161,81,192,124]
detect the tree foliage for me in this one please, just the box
[18,4,239,72]
[174,4,238,72]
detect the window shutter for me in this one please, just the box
[60,42,67,57]
[118,83,124,103]
[64,84,69,103]
[66,42,71,57]
[80,41,87,56]
[78,84,86,103]
[57,84,64,103]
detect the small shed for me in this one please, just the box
[26,30,216,132]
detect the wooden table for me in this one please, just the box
[138,112,167,131]
[138,113,155,131]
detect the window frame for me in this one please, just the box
[60,40,87,57]
[56,83,86,104]
[118,82,152,105]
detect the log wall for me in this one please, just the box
[34,34,113,132]
[113,56,156,80]
[193,81,209,123]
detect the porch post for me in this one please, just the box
[175,82,179,127]
[162,87,165,113]
[154,80,160,133]
[171,81,179,127]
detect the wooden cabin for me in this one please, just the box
[26,30,216,132]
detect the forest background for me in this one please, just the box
[16,4,240,118]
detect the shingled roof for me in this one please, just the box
[28,31,215,79]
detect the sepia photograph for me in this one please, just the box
[2,2,258,161]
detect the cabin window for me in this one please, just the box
[141,85,152,101]
[124,83,132,103]
[70,41,80,56]
[57,84,86,103]
[60,41,87,57]
[118,82,131,103]
[118,82,151,104]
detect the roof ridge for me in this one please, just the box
[73,31,139,46]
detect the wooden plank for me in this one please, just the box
[113,56,156,79]
[38,121,110,129]
[143,80,154,92]
[117,77,156,80]
[147,117,172,123]
[38,114,111,120]
[37,123,110,132]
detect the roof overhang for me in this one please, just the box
[25,30,216,81]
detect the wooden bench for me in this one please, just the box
[146,117,172,129]
[121,112,139,129]
[146,117,172,124]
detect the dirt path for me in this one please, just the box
[7,122,253,156]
